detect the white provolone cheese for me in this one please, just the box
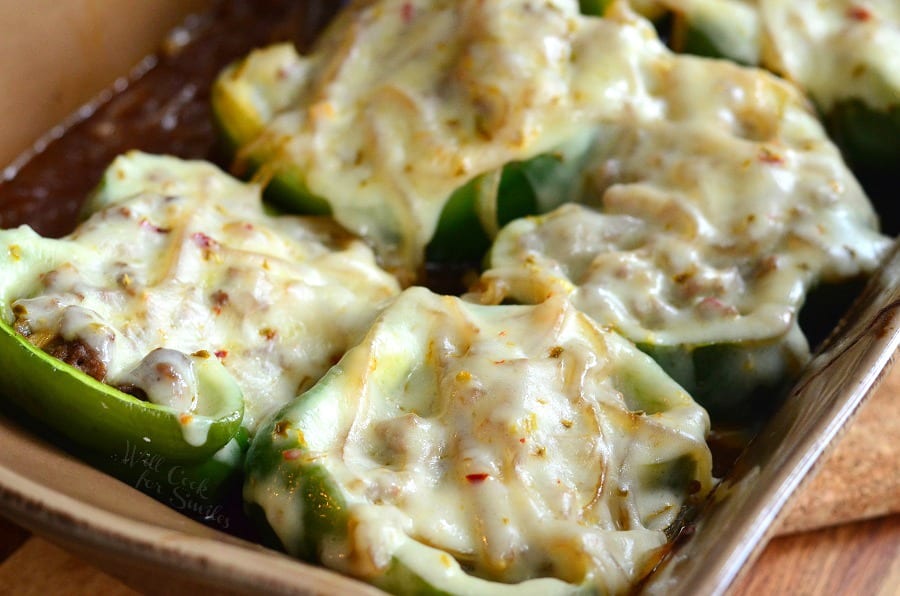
[249,288,714,592]
[9,152,400,432]
[232,0,671,273]
[759,0,900,110]
[223,0,893,279]
[644,0,900,110]
[476,56,890,349]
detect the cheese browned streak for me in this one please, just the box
[230,0,889,590]
[215,0,893,283]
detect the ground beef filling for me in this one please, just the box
[12,315,107,383]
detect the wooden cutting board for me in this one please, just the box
[777,355,900,534]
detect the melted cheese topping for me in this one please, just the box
[760,0,900,110]
[475,55,890,347]
[249,288,713,592]
[232,0,670,273]
[8,152,400,432]
[647,0,900,110]
[222,0,893,280]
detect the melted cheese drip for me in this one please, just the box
[249,288,713,591]
[10,153,400,432]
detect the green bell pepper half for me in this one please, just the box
[211,44,593,264]
[244,288,713,595]
[246,432,593,596]
[0,227,245,463]
[245,364,620,596]
[210,42,331,216]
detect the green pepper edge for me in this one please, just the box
[637,338,803,423]
[825,99,900,173]
[0,317,244,462]
[677,23,730,62]
[247,432,593,596]
[213,104,536,265]
[577,0,610,17]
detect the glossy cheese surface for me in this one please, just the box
[761,0,900,110]
[247,288,714,593]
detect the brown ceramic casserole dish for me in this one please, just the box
[0,1,897,594]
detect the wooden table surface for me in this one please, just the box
[1,365,898,595]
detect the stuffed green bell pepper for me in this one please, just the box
[212,37,600,265]
[211,0,677,276]
[0,151,399,508]
[245,287,714,595]
[473,55,892,420]
[618,0,900,171]
[0,227,244,461]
